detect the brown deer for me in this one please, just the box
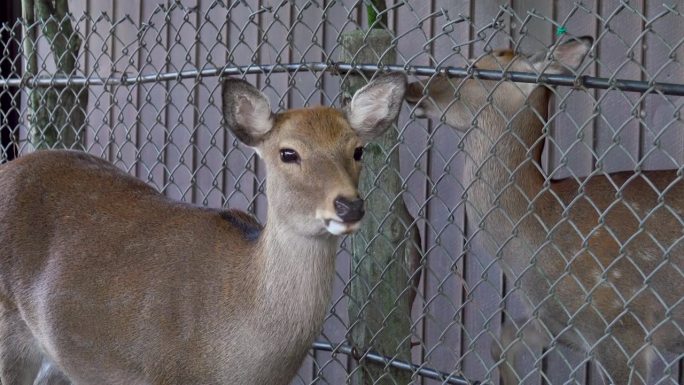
[0,73,407,385]
[406,37,683,384]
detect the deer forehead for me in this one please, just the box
[472,49,534,73]
[405,49,523,99]
[271,106,359,149]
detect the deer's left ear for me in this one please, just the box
[346,72,407,143]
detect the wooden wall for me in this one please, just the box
[5,0,683,383]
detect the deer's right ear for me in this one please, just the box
[347,72,407,142]
[223,78,274,147]
[530,36,593,75]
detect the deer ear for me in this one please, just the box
[222,78,274,147]
[347,72,407,142]
[531,36,593,75]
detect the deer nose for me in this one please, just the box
[405,82,424,103]
[334,196,365,223]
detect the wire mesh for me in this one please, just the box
[1,1,683,384]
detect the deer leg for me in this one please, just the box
[595,336,652,385]
[0,311,43,385]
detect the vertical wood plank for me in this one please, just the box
[136,0,169,191]
[289,1,323,108]
[472,0,511,54]
[193,0,229,207]
[109,0,141,173]
[419,1,470,384]
[162,1,199,201]
[320,0,361,112]
[82,0,113,158]
[512,0,552,53]
[641,2,684,172]
[396,0,430,379]
[462,1,509,384]
[69,0,88,149]
[593,0,644,174]
[223,0,259,213]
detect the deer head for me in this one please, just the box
[223,72,407,237]
[405,36,593,131]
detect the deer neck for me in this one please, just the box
[251,208,337,351]
[462,105,551,268]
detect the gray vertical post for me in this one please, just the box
[340,28,420,385]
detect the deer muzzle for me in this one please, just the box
[334,196,365,223]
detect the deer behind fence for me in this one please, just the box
[406,37,684,385]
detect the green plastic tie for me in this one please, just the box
[556,26,567,36]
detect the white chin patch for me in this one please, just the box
[325,220,361,236]
[413,106,426,118]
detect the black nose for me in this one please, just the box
[334,196,365,223]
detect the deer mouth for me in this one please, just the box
[404,98,427,118]
[316,209,363,236]
[324,218,362,236]
[410,106,427,118]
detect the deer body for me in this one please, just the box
[0,151,333,384]
[407,38,683,384]
[462,105,684,353]
[0,74,407,385]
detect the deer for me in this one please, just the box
[0,72,407,385]
[405,36,684,385]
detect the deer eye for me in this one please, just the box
[353,147,363,161]
[280,148,300,164]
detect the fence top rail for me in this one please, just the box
[2,62,684,97]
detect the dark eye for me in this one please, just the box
[280,148,300,164]
[353,147,363,161]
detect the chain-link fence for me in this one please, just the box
[1,0,683,384]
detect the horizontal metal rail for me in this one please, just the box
[311,341,476,385]
[1,62,684,96]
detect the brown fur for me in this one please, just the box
[406,38,683,384]
[1,151,259,383]
[0,74,407,385]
